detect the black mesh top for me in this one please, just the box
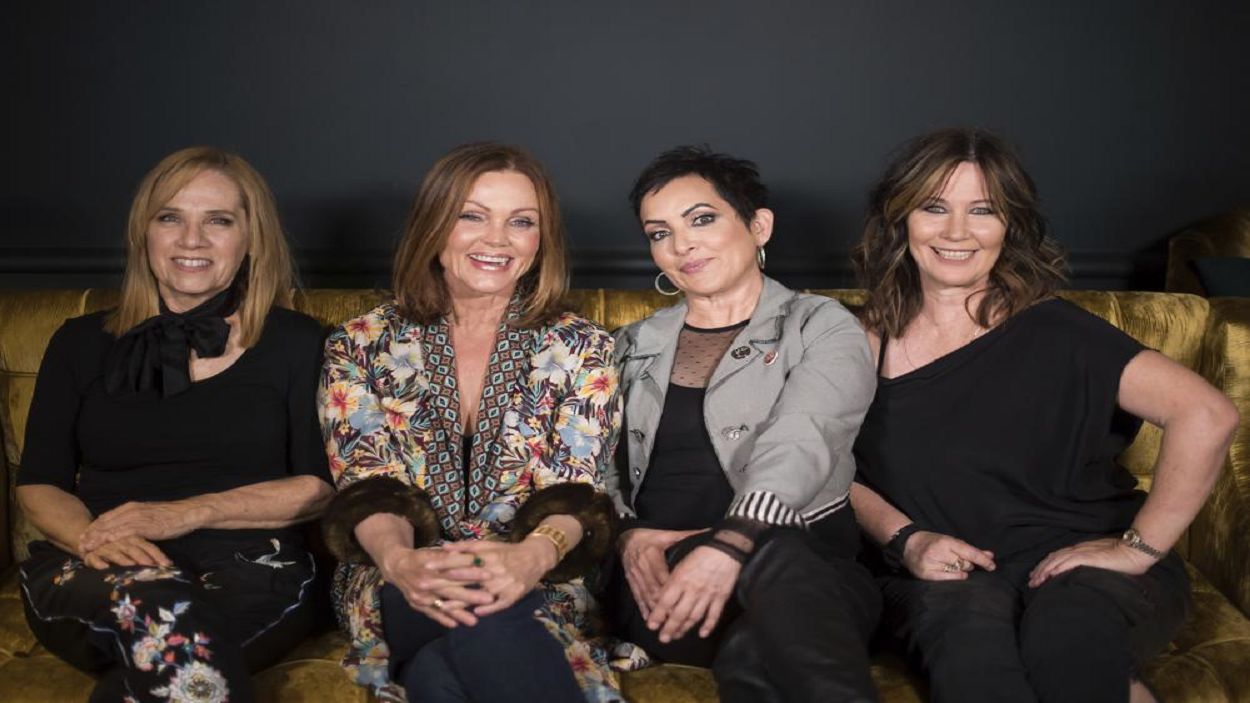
[633,320,747,530]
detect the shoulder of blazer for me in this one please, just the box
[540,311,614,351]
[786,293,860,336]
[611,302,685,362]
[326,301,415,355]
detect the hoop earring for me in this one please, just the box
[756,246,767,271]
[654,271,681,296]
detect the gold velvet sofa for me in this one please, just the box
[1,288,1248,702]
[1166,208,1250,296]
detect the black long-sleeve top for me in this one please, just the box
[18,307,332,544]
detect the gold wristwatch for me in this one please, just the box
[1121,528,1165,560]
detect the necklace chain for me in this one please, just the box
[898,321,986,373]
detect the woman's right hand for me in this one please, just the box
[81,535,171,570]
[379,545,496,628]
[618,528,706,617]
[902,530,996,580]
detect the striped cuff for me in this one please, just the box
[727,490,806,528]
[802,492,849,524]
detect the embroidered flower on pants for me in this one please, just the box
[52,559,81,586]
[132,635,166,672]
[152,660,230,703]
[111,594,141,632]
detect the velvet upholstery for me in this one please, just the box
[1166,209,1250,296]
[0,288,1248,701]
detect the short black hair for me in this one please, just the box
[628,145,769,225]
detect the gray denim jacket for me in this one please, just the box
[608,276,876,526]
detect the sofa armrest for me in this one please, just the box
[1187,297,1250,616]
[1166,231,1217,295]
[1165,209,1250,295]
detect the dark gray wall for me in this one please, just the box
[5,1,1249,290]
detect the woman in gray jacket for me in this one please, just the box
[607,146,881,702]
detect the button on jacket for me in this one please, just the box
[607,277,877,526]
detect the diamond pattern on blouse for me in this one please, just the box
[421,305,534,535]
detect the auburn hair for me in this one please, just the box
[392,142,568,327]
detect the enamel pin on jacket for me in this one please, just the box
[608,276,877,526]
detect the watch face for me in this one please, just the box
[1122,528,1161,558]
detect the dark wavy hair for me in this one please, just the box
[852,128,1067,338]
[628,145,768,225]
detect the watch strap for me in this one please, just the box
[1122,528,1165,560]
[884,523,922,570]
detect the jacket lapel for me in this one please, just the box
[620,301,686,458]
[706,277,791,393]
[473,311,533,513]
[420,317,466,533]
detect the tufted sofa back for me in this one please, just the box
[0,288,1216,571]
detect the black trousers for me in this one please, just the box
[609,511,882,703]
[20,536,323,703]
[878,551,1190,703]
[379,584,584,703]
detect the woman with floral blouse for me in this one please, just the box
[318,143,627,702]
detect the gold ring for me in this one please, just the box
[431,598,445,611]
[942,562,959,573]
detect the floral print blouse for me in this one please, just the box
[318,302,626,702]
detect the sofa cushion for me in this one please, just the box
[1,559,1248,701]
[0,565,367,702]
[0,288,1247,702]
[1193,257,1250,297]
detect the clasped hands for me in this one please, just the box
[380,538,555,628]
[899,530,1156,586]
[75,500,202,569]
[619,527,741,645]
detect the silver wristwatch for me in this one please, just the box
[1121,528,1165,560]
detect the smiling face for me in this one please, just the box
[438,170,542,302]
[906,161,1006,294]
[640,174,772,297]
[146,169,250,313]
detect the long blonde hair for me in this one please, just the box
[106,147,295,346]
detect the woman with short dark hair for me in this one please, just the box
[850,128,1238,702]
[319,142,626,702]
[608,145,881,702]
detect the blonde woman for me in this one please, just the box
[18,147,332,703]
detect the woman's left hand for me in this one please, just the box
[647,546,741,643]
[80,501,202,552]
[439,540,551,616]
[1028,537,1157,588]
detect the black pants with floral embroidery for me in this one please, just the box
[19,535,323,703]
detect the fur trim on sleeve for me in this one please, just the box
[510,482,618,582]
[321,477,440,565]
